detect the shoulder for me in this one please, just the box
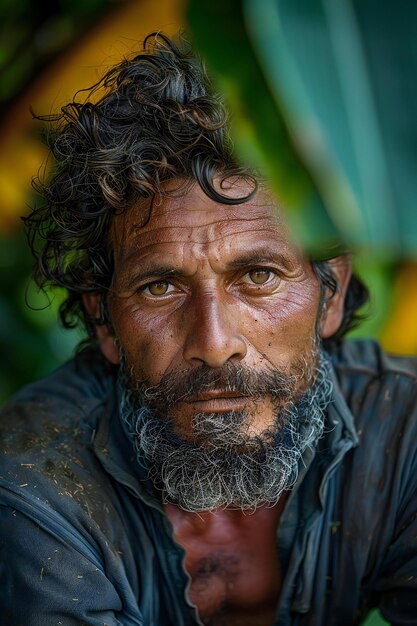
[0,347,115,452]
[330,338,417,426]
[331,337,417,380]
[0,349,118,527]
[330,339,417,500]
[330,340,417,517]
[0,351,144,618]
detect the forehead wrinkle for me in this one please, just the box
[116,225,293,272]
[129,212,275,238]
[115,239,186,272]
[113,218,283,264]
[203,225,285,245]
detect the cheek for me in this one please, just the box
[244,284,320,363]
[109,298,183,383]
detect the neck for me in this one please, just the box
[164,494,289,531]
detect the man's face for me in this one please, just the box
[108,179,324,436]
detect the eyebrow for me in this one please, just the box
[226,252,296,271]
[124,267,182,289]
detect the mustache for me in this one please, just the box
[128,361,304,407]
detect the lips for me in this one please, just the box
[185,390,250,413]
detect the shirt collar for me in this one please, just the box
[92,384,165,512]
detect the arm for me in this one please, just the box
[0,505,141,626]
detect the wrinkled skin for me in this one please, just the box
[84,178,350,625]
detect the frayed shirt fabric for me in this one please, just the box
[0,339,417,626]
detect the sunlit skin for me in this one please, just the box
[85,178,350,625]
[165,498,287,625]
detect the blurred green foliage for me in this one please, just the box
[0,0,118,404]
[0,0,117,114]
[0,227,81,405]
[188,0,417,258]
[362,610,389,626]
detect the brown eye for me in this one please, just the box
[248,269,272,284]
[147,281,169,296]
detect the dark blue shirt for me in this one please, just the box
[0,339,417,625]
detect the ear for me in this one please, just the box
[82,293,120,365]
[319,256,352,339]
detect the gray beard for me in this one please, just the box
[119,353,333,512]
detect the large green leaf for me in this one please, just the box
[187,0,346,258]
[187,0,417,258]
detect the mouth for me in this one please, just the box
[185,391,250,413]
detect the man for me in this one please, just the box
[0,33,416,626]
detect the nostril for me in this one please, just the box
[183,333,247,368]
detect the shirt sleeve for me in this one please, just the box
[0,504,132,626]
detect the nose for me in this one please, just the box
[182,291,247,368]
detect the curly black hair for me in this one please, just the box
[24,32,368,347]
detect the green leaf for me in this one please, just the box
[361,609,390,626]
[187,0,417,258]
[187,0,345,258]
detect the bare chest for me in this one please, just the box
[165,504,284,626]
[186,542,280,626]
